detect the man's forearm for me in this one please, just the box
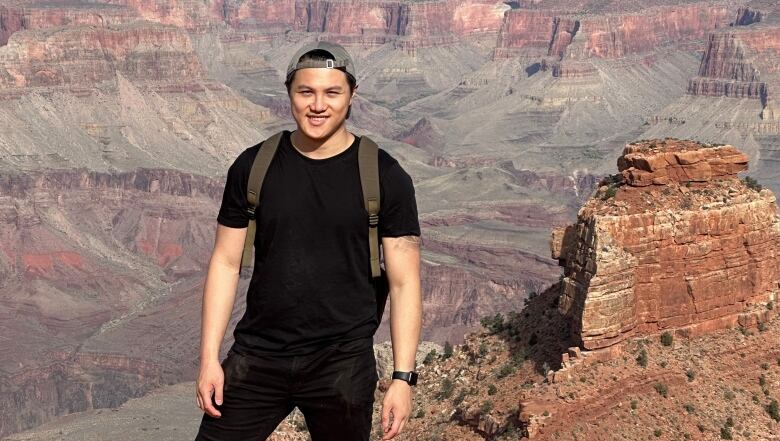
[388,282,422,372]
[200,258,240,364]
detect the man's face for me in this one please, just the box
[289,68,354,142]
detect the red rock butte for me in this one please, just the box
[551,139,780,350]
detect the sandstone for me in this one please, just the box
[553,139,780,350]
[687,26,779,101]
[617,139,749,186]
[494,3,733,60]
[0,22,205,89]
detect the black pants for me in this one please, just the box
[195,337,378,441]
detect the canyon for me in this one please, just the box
[2,0,780,438]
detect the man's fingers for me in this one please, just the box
[199,383,222,418]
[382,414,403,440]
[381,403,392,432]
[398,417,408,436]
[214,379,224,406]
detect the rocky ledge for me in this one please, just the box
[552,139,780,350]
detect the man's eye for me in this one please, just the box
[327,91,339,95]
[300,91,312,95]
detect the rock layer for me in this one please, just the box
[687,24,780,111]
[494,2,734,60]
[552,139,780,350]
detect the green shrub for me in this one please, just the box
[767,399,780,421]
[636,348,648,368]
[496,362,515,379]
[724,389,735,401]
[480,313,505,334]
[654,429,662,437]
[479,342,489,356]
[654,382,668,398]
[437,378,454,400]
[479,400,493,415]
[725,416,734,427]
[742,176,763,192]
[720,426,733,439]
[602,185,618,200]
[768,301,774,310]
[759,322,768,332]
[686,369,696,382]
[762,362,769,370]
[660,331,673,346]
[443,341,453,359]
[684,403,695,414]
[423,349,437,365]
[542,410,550,416]
[487,384,497,396]
[630,399,638,410]
[760,375,767,387]
[415,407,425,418]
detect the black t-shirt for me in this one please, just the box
[217,130,421,356]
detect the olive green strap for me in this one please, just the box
[239,131,283,276]
[358,135,381,278]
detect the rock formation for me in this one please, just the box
[494,2,734,60]
[0,22,204,89]
[552,139,780,350]
[687,22,779,118]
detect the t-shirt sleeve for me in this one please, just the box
[216,151,251,229]
[379,161,421,238]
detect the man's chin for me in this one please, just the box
[299,123,342,141]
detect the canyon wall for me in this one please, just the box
[0,23,204,89]
[552,139,780,350]
[687,26,779,104]
[494,3,734,60]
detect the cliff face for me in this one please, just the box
[0,22,204,88]
[494,3,733,60]
[552,139,780,350]
[0,3,139,45]
[687,26,779,104]
[0,167,229,438]
[297,0,507,48]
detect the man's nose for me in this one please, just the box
[309,94,327,112]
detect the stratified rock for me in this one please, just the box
[493,3,734,60]
[553,139,780,350]
[617,139,749,186]
[687,27,777,100]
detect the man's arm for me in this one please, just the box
[380,234,422,440]
[196,224,246,417]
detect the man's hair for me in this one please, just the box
[285,49,357,119]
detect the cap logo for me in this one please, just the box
[326,59,334,68]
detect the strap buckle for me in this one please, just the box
[246,206,256,220]
[368,213,378,227]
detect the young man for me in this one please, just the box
[194,41,422,441]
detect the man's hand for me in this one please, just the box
[381,380,413,439]
[196,359,224,418]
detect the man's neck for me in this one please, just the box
[291,127,354,160]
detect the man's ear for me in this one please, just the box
[351,85,358,102]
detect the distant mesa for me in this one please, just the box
[551,139,780,350]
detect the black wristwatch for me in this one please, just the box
[391,370,418,386]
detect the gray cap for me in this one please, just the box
[285,41,356,82]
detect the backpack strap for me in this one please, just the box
[239,131,284,275]
[357,135,381,278]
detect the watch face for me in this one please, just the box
[410,372,418,386]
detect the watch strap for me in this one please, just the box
[391,370,418,386]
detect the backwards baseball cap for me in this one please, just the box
[285,41,356,83]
